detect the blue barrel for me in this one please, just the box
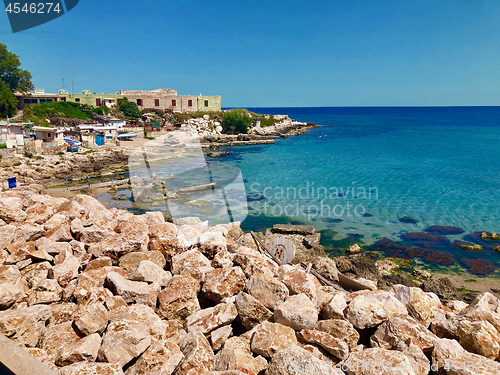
[8,177,16,189]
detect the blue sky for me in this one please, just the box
[1,0,500,107]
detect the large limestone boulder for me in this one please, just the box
[118,251,166,275]
[157,274,200,320]
[456,292,500,332]
[186,302,238,334]
[0,304,52,347]
[315,319,359,350]
[55,333,102,366]
[274,293,318,330]
[59,362,124,375]
[211,325,233,351]
[0,282,23,309]
[202,266,246,302]
[124,339,184,375]
[266,345,344,375]
[214,336,268,375]
[89,231,149,262]
[105,271,158,308]
[457,320,500,360]
[321,290,348,319]
[342,348,416,375]
[277,264,318,304]
[171,249,214,282]
[177,332,215,375]
[74,303,108,336]
[250,321,297,358]
[432,337,500,375]
[245,272,289,310]
[370,315,437,353]
[393,284,440,327]
[311,256,339,282]
[234,291,273,329]
[108,304,167,340]
[233,246,279,278]
[344,290,408,329]
[49,249,80,287]
[130,260,172,287]
[97,320,151,366]
[297,329,349,361]
[39,321,82,362]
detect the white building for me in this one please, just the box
[0,122,27,148]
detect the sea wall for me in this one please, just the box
[0,189,498,374]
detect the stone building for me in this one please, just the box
[198,95,221,112]
[120,89,221,112]
[62,89,123,108]
[15,88,63,109]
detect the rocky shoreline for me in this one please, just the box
[0,118,319,187]
[1,189,500,374]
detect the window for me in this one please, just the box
[205,100,209,107]
[155,99,160,107]
[172,99,177,106]
[75,98,80,102]
[188,100,192,107]
[137,99,142,106]
[47,132,52,138]
[96,98,101,106]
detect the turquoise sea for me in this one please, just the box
[98,107,500,276]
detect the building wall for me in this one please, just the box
[197,96,221,112]
[16,94,62,109]
[64,93,123,107]
[120,89,199,112]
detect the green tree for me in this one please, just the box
[222,109,252,134]
[0,81,18,118]
[0,43,33,93]
[0,43,33,118]
[118,98,142,119]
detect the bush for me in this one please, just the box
[222,109,252,134]
[94,105,110,116]
[118,98,141,119]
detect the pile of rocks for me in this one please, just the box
[248,116,318,137]
[1,190,500,375]
[184,115,223,137]
[0,148,131,182]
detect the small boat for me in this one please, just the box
[67,146,79,152]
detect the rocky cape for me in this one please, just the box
[0,190,499,374]
[0,149,131,182]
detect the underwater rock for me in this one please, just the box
[453,240,482,251]
[399,216,418,224]
[400,231,452,247]
[246,194,265,202]
[460,258,496,276]
[425,225,465,235]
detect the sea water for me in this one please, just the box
[219,106,500,274]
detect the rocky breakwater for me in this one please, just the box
[0,191,500,374]
[248,115,320,137]
[0,149,131,182]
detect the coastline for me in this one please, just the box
[3,112,500,296]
